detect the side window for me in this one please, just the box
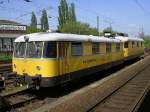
[124,42,128,48]
[106,43,111,53]
[116,43,120,52]
[92,43,99,54]
[43,41,57,58]
[71,42,82,56]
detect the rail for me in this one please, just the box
[4,89,37,109]
[88,64,150,112]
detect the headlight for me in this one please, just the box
[36,66,41,71]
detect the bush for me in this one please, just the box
[0,54,12,61]
[59,21,99,36]
[144,40,150,48]
[26,26,42,34]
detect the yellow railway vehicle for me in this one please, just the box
[13,33,125,88]
[115,36,144,60]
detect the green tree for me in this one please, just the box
[26,26,41,34]
[103,27,113,34]
[58,0,69,30]
[89,27,99,36]
[57,0,99,36]
[68,3,76,22]
[60,21,99,36]
[30,12,37,29]
[41,9,49,31]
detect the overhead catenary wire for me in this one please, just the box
[133,0,150,17]
[74,4,115,25]
[15,6,53,20]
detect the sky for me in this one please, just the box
[0,0,150,36]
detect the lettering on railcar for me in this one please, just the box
[83,59,96,63]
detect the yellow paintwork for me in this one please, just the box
[123,41,144,58]
[13,58,59,77]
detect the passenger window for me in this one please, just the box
[124,42,128,48]
[43,41,56,58]
[71,42,82,56]
[106,43,111,53]
[116,43,120,52]
[92,43,99,54]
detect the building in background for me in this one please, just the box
[0,20,26,53]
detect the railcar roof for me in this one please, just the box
[115,36,144,42]
[14,32,121,43]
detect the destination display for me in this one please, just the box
[0,25,26,31]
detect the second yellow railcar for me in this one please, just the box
[116,36,144,60]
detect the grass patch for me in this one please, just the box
[0,86,27,96]
[0,54,12,61]
[144,40,150,48]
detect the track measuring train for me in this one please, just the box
[12,33,144,89]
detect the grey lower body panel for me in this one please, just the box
[125,53,144,61]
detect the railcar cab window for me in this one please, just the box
[124,42,128,48]
[43,41,57,58]
[14,42,26,58]
[106,43,112,53]
[71,42,82,56]
[26,42,43,58]
[92,43,99,54]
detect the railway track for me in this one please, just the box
[0,63,12,71]
[0,63,17,89]
[1,88,62,112]
[0,64,11,89]
[0,63,13,80]
[2,89,37,110]
[88,64,150,112]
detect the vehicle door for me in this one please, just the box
[58,42,70,83]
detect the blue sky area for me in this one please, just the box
[0,0,150,36]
